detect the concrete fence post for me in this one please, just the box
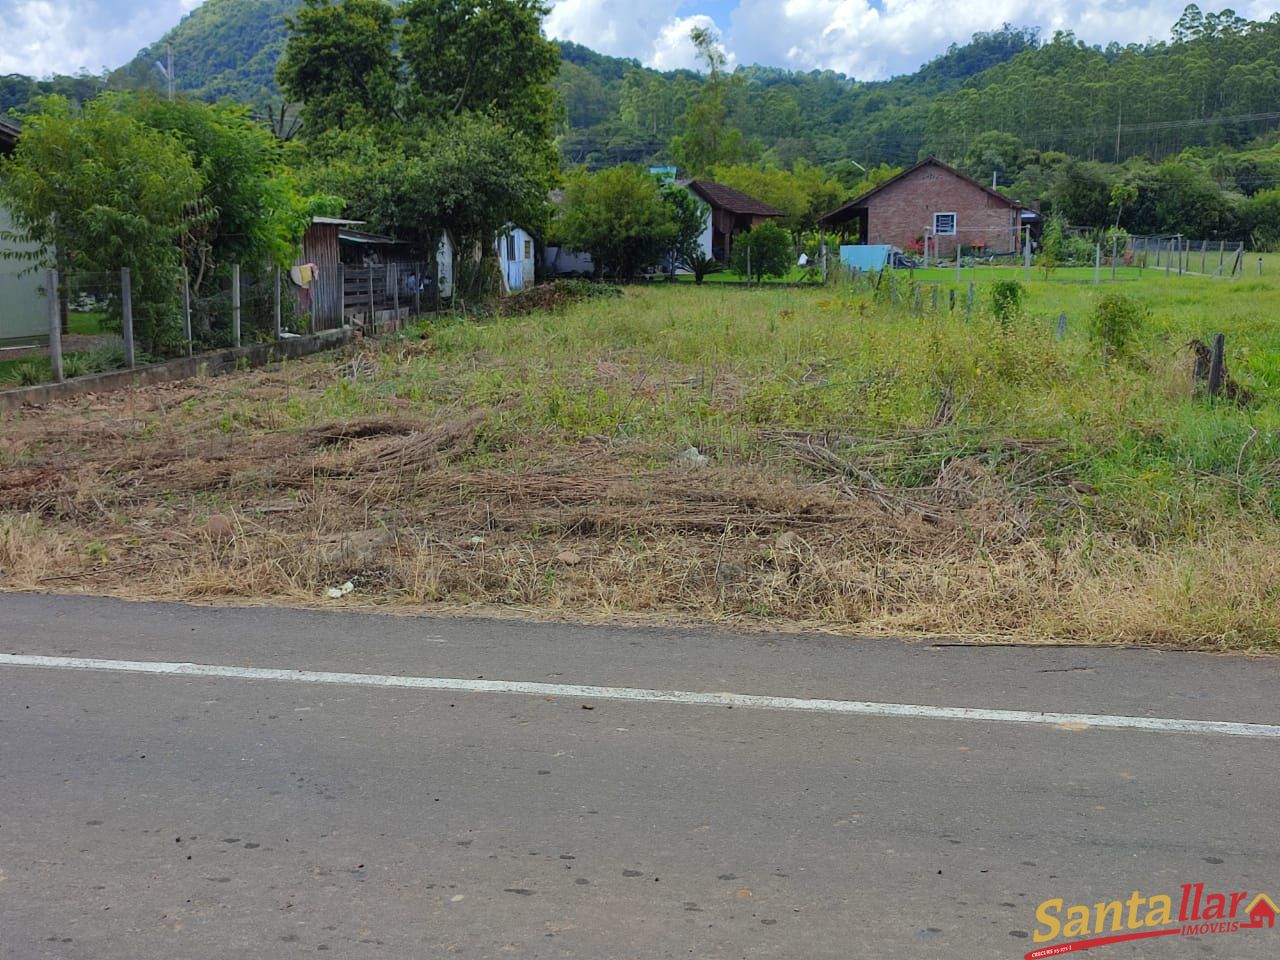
[47,268,63,382]
[231,263,241,348]
[121,267,135,369]
[182,268,193,358]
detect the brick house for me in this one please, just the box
[819,157,1023,258]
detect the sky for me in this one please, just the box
[1,0,1278,81]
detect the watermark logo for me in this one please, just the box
[1026,883,1276,958]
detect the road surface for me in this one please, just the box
[1,593,1277,959]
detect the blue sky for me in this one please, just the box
[2,0,1278,81]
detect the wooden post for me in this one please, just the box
[47,268,63,382]
[966,281,974,321]
[912,285,922,315]
[949,288,956,312]
[955,243,961,284]
[273,266,282,340]
[1095,242,1101,284]
[367,265,375,331]
[230,263,241,347]
[121,267,135,369]
[1024,225,1032,277]
[931,286,938,312]
[1056,312,1067,338]
[1219,240,1225,272]
[1260,256,1264,277]
[182,268,193,357]
[1200,241,1206,275]
[1164,239,1170,277]
[1111,234,1118,280]
[1207,333,1225,398]
[392,263,400,327]
[923,234,930,269]
[414,263,422,315]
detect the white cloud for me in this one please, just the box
[649,14,737,70]
[545,0,686,59]
[0,0,205,77]
[727,0,1280,80]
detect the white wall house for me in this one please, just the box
[496,225,536,292]
[0,119,45,347]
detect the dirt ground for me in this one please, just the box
[1,339,1275,648]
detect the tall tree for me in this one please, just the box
[670,27,745,175]
[277,0,400,134]
[400,0,559,144]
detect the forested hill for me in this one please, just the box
[3,0,1280,180]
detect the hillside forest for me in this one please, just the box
[3,1,1280,252]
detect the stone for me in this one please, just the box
[200,514,236,541]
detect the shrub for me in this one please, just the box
[730,221,794,282]
[1090,293,1145,359]
[990,279,1025,324]
[13,361,47,386]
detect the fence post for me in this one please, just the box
[1200,240,1207,275]
[1260,256,1265,278]
[1024,226,1032,277]
[966,281,974,321]
[392,263,400,328]
[1111,234,1118,280]
[367,265,375,332]
[1056,312,1067,339]
[1165,240,1170,277]
[414,262,421,315]
[1094,243,1101,284]
[931,285,938,312]
[121,267,135,369]
[955,243,961,284]
[273,266,282,340]
[230,263,241,347]
[1207,333,1225,398]
[912,285,922,315]
[182,268,193,357]
[47,268,63,382]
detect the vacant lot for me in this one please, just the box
[3,272,1279,647]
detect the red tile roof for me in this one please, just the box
[685,179,782,218]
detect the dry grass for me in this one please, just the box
[2,285,1278,649]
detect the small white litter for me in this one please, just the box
[325,580,355,599]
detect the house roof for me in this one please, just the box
[818,157,1022,226]
[0,117,21,155]
[337,227,404,245]
[684,179,782,218]
[312,216,366,227]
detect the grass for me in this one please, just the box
[3,268,1280,647]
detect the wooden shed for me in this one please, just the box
[682,180,782,263]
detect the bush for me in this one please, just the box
[990,279,1025,323]
[1090,293,1145,359]
[730,221,794,282]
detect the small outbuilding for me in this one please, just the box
[497,225,536,291]
[819,157,1024,258]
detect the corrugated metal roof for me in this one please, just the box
[0,117,21,154]
[685,180,782,218]
[312,216,366,226]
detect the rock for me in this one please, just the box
[1070,481,1097,496]
[200,514,236,541]
[555,550,582,566]
[676,446,709,468]
[715,561,747,585]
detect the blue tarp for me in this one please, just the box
[839,244,892,271]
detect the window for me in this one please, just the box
[933,212,957,236]
[523,239,532,259]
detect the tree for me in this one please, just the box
[0,96,202,353]
[127,94,317,307]
[297,114,549,253]
[661,182,710,278]
[730,221,793,282]
[400,0,559,146]
[555,166,675,279]
[670,27,745,174]
[277,0,400,134]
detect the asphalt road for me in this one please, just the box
[1,593,1278,960]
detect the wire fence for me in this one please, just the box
[23,259,441,387]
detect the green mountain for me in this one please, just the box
[108,0,296,106]
[6,0,1280,185]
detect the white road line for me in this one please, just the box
[2,653,1278,739]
